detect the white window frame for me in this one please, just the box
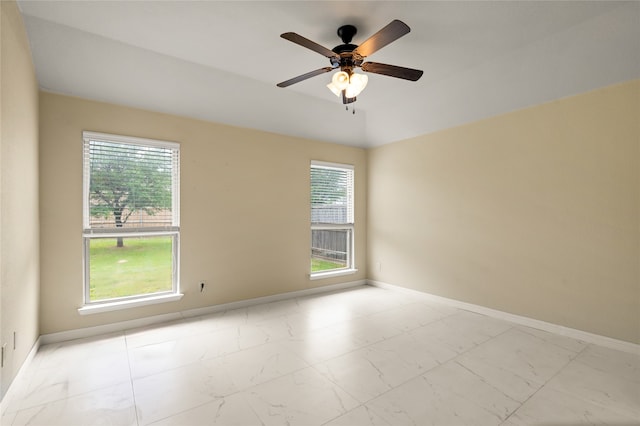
[310,160,357,279]
[80,131,182,313]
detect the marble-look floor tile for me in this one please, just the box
[298,287,414,318]
[330,314,405,348]
[14,334,128,410]
[278,325,365,365]
[189,307,250,332]
[3,285,638,426]
[404,321,473,355]
[321,329,457,399]
[363,302,454,332]
[147,392,262,426]
[128,324,270,379]
[455,353,543,403]
[296,288,364,312]
[404,311,512,356]
[253,312,320,340]
[365,372,508,426]
[368,288,418,307]
[129,336,205,380]
[125,317,211,349]
[373,329,458,366]
[244,298,302,323]
[420,299,461,317]
[297,287,360,303]
[461,327,576,384]
[133,358,237,425]
[419,361,521,420]
[302,305,357,331]
[203,323,271,356]
[515,325,588,353]
[505,386,639,425]
[453,327,574,404]
[245,367,359,426]
[0,367,35,416]
[439,311,513,343]
[397,327,461,365]
[1,410,17,426]
[316,336,441,403]
[35,332,127,370]
[573,344,640,383]
[546,357,640,418]
[217,341,308,390]
[323,405,391,426]
[17,348,131,410]
[11,382,136,426]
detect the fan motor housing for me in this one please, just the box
[337,25,357,43]
[333,24,359,56]
[332,43,358,54]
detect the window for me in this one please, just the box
[310,161,355,277]
[82,131,180,308]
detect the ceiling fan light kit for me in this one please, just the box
[326,70,368,99]
[277,19,423,108]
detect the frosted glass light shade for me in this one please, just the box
[327,71,350,97]
[326,82,342,97]
[345,73,368,98]
[332,71,350,90]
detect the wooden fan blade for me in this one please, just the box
[353,20,410,58]
[281,32,339,60]
[277,67,334,88]
[361,62,423,81]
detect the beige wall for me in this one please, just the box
[367,80,640,344]
[0,0,40,400]
[39,92,366,334]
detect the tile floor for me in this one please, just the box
[1,285,639,425]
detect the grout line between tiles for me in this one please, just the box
[124,331,142,426]
[499,341,589,424]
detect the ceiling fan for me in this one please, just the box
[277,20,423,105]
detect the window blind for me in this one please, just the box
[83,132,180,232]
[311,162,354,225]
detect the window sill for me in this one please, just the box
[310,268,358,281]
[78,293,184,315]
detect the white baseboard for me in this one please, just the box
[368,280,640,355]
[0,337,41,414]
[41,280,366,345]
[181,280,366,319]
[40,312,184,345]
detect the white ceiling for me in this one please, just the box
[17,1,640,148]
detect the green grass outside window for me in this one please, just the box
[89,236,173,301]
[311,257,346,272]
